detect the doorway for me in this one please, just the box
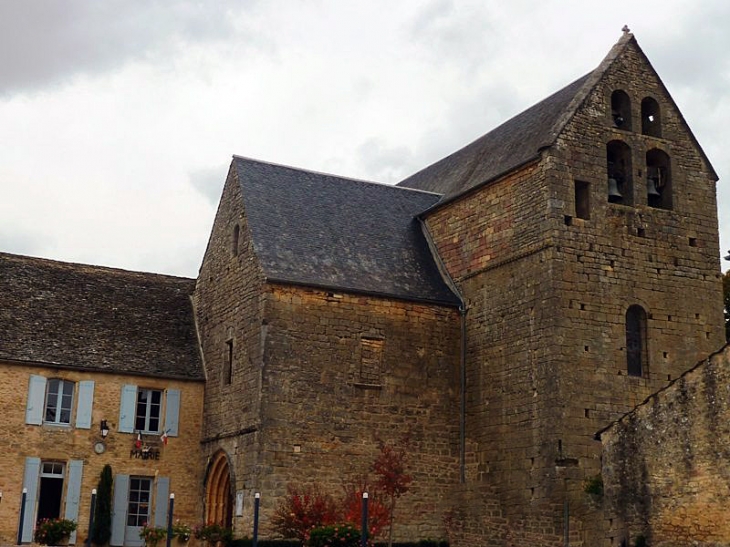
[37,462,65,522]
[205,451,233,527]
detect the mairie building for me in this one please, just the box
[0,31,727,547]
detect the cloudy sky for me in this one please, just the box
[1,0,728,278]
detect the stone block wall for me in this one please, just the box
[601,345,730,547]
[254,284,461,541]
[0,362,204,545]
[423,37,724,547]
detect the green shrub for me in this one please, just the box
[583,474,604,496]
[308,524,360,547]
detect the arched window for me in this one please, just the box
[611,90,632,130]
[646,149,672,209]
[641,97,661,137]
[232,224,240,257]
[626,305,648,377]
[607,140,633,205]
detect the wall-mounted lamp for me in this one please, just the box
[100,420,109,438]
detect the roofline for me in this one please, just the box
[594,342,729,441]
[417,156,542,217]
[0,251,196,283]
[0,356,205,382]
[232,154,444,197]
[264,277,461,308]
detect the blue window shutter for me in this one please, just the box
[164,389,181,437]
[26,375,47,425]
[21,457,41,543]
[75,381,95,429]
[64,460,84,544]
[154,477,170,527]
[119,385,137,433]
[111,474,130,546]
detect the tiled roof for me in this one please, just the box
[232,156,460,306]
[0,252,204,379]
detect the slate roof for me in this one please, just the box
[397,72,592,201]
[0,252,204,380]
[232,156,460,306]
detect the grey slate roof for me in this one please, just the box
[0,252,204,380]
[232,156,460,306]
[397,71,592,201]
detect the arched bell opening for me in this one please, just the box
[205,450,234,528]
[606,140,633,205]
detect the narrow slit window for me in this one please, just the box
[574,180,590,220]
[232,224,240,257]
[626,305,648,377]
[224,339,234,385]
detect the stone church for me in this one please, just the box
[0,31,726,547]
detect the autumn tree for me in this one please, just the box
[372,438,412,547]
[271,485,339,542]
[341,480,391,539]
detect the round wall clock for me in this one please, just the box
[94,441,106,454]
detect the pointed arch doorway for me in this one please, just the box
[205,450,233,527]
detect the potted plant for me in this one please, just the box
[194,523,233,547]
[140,523,167,547]
[172,521,193,542]
[34,518,78,545]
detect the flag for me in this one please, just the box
[160,430,168,446]
[135,432,142,449]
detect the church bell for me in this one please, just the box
[647,177,661,197]
[608,177,623,199]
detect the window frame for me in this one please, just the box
[134,388,163,434]
[44,379,75,425]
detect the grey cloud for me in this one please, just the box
[189,166,227,205]
[356,138,416,184]
[0,0,260,95]
[0,228,50,257]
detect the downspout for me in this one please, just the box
[417,217,468,483]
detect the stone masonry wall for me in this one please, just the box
[424,38,724,547]
[193,165,267,534]
[0,362,204,545]
[549,39,724,546]
[255,284,461,542]
[601,344,730,547]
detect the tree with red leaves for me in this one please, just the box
[341,480,391,539]
[372,438,412,547]
[271,485,339,542]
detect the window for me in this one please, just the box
[626,305,648,377]
[359,337,384,385]
[224,339,234,385]
[127,477,153,527]
[610,90,632,130]
[646,149,672,209]
[574,180,590,220]
[232,224,240,257]
[641,97,661,137]
[44,379,74,425]
[135,389,162,433]
[119,385,180,437]
[607,140,633,205]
